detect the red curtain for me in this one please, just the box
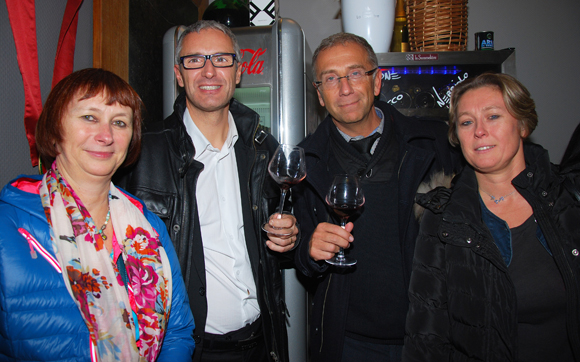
[6,0,84,167]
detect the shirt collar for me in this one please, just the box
[336,106,385,142]
[183,109,239,159]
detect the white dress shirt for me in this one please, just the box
[183,109,260,334]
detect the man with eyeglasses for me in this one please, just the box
[116,20,297,362]
[292,33,461,362]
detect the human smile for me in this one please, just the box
[338,99,359,108]
[87,151,114,158]
[200,85,220,90]
[475,145,495,151]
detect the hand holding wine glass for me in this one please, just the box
[262,144,307,237]
[325,174,365,267]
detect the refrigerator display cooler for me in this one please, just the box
[162,18,318,362]
[377,48,516,121]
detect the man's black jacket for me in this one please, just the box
[116,92,289,362]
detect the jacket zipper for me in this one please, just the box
[90,340,98,361]
[179,152,199,289]
[251,129,282,361]
[530,195,580,357]
[18,228,61,273]
[319,273,333,353]
[397,150,408,178]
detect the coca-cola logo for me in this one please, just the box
[240,48,266,75]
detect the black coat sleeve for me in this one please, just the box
[403,208,453,361]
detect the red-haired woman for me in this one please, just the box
[0,68,194,361]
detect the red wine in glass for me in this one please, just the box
[325,174,365,267]
[331,204,363,219]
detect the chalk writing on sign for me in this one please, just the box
[381,70,401,81]
[386,92,410,107]
[433,72,469,108]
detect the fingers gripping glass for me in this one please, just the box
[325,174,365,267]
[180,53,237,69]
[314,67,378,90]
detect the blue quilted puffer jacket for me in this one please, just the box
[0,175,195,361]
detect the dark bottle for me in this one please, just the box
[390,0,409,52]
[202,0,250,28]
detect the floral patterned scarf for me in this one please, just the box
[40,166,170,361]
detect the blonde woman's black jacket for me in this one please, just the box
[561,122,580,171]
[403,143,580,361]
[115,92,289,362]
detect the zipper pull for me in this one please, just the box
[18,228,38,259]
[27,238,38,259]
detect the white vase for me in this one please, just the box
[341,0,396,53]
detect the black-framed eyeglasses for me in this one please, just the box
[314,68,378,90]
[180,53,237,69]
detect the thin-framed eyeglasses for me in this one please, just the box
[314,67,378,90]
[180,53,237,69]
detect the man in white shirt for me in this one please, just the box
[117,20,298,362]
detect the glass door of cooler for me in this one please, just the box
[376,48,516,121]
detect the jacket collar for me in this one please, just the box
[1,174,46,222]
[512,142,555,193]
[302,100,438,159]
[438,143,556,271]
[441,143,553,224]
[164,92,261,161]
[301,101,438,193]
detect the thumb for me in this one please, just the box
[344,222,354,232]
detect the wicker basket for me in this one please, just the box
[406,0,468,52]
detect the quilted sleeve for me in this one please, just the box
[403,210,453,361]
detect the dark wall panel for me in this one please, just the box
[129,0,198,124]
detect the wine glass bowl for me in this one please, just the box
[262,144,306,236]
[325,174,365,267]
[268,144,307,213]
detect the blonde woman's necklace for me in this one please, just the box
[96,207,111,240]
[480,188,517,204]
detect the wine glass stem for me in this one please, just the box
[337,217,348,259]
[278,189,287,214]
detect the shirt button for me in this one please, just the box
[527,172,533,178]
[173,224,180,232]
[541,191,548,197]
[199,287,206,296]
[466,238,472,244]
[252,205,258,211]
[572,249,579,257]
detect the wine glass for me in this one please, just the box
[262,144,307,236]
[325,174,365,267]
